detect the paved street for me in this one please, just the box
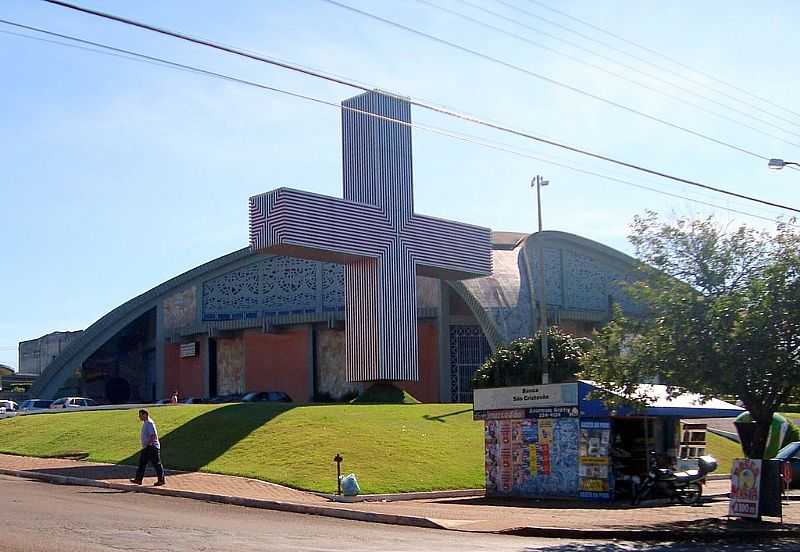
[3,475,800,552]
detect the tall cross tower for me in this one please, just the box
[249,91,492,382]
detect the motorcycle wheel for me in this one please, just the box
[677,483,702,505]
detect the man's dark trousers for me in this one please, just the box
[135,445,165,482]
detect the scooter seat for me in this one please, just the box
[673,470,700,483]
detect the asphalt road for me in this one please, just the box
[2,475,799,552]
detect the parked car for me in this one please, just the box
[0,400,18,413]
[242,391,292,403]
[775,441,800,489]
[208,394,244,404]
[19,399,53,412]
[50,397,97,409]
[181,397,205,404]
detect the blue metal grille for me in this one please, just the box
[449,325,492,403]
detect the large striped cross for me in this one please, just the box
[249,91,492,382]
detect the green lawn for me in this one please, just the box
[0,403,483,494]
[0,405,789,494]
[705,432,742,476]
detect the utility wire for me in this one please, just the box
[444,0,800,143]
[319,0,775,162]
[2,19,795,227]
[33,1,800,213]
[509,0,800,127]
[1,20,794,228]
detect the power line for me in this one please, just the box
[2,20,796,228]
[511,0,800,127]
[319,0,779,162]
[443,0,800,144]
[31,2,800,212]
[43,0,774,163]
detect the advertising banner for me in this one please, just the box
[578,419,612,500]
[729,458,761,518]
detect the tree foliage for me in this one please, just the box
[473,326,592,389]
[580,212,800,457]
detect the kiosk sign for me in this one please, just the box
[474,383,578,412]
[729,458,761,518]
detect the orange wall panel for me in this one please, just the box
[398,321,439,403]
[244,327,311,403]
[164,343,204,400]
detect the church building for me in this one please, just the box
[31,92,644,404]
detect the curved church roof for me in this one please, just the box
[454,230,643,348]
[32,230,644,398]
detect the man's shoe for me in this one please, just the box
[129,479,142,485]
[154,480,166,487]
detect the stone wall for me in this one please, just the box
[162,287,197,330]
[315,328,361,400]
[216,336,246,395]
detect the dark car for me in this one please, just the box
[208,394,244,404]
[775,441,800,489]
[242,391,292,403]
[181,397,205,404]
[19,399,53,412]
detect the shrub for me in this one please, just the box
[472,326,591,389]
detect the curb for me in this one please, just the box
[0,468,444,531]
[318,489,484,503]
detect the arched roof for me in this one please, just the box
[455,230,642,348]
[31,247,255,398]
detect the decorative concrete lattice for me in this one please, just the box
[321,264,345,312]
[202,257,343,321]
[249,91,492,382]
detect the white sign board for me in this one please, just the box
[179,342,197,358]
[473,383,579,411]
[729,458,761,518]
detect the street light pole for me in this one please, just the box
[768,158,800,170]
[531,175,550,385]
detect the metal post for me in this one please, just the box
[532,175,550,385]
[334,453,342,495]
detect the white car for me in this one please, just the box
[0,400,18,412]
[0,400,18,416]
[50,397,97,409]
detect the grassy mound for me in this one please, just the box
[0,403,480,494]
[350,383,420,404]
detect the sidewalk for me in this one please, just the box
[1,453,797,541]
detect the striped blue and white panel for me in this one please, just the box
[250,90,492,382]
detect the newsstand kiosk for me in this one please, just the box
[474,381,743,501]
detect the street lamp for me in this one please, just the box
[768,158,800,170]
[531,175,549,385]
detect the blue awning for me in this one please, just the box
[578,381,744,419]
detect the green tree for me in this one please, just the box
[473,326,591,389]
[580,212,800,457]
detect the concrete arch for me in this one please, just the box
[31,248,255,399]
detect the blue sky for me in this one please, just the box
[1,0,799,369]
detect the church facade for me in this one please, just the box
[31,91,644,403]
[30,229,643,404]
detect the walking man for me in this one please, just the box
[130,409,166,486]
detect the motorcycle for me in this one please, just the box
[632,452,718,505]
